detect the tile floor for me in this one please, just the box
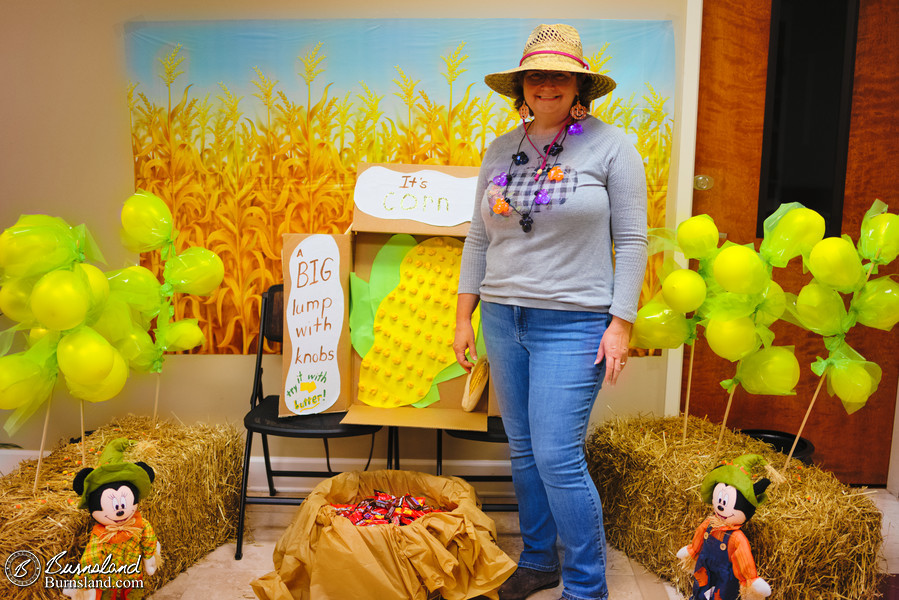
[151,488,899,599]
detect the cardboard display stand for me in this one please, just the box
[281,163,497,431]
[280,234,353,416]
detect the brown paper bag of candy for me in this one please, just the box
[251,470,515,600]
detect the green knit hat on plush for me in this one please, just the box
[700,453,770,508]
[77,438,153,509]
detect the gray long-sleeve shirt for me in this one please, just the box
[458,115,648,322]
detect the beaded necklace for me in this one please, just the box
[494,119,571,233]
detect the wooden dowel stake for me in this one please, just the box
[784,375,827,471]
[716,385,737,452]
[682,342,696,443]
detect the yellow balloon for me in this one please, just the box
[739,347,800,395]
[860,212,899,263]
[116,326,157,372]
[807,237,864,292]
[759,206,826,266]
[712,245,769,295]
[0,277,36,323]
[631,297,690,349]
[74,263,110,313]
[756,281,786,326]
[661,269,707,313]
[163,320,206,352]
[676,215,719,259]
[57,327,116,385]
[26,327,51,347]
[0,215,79,279]
[120,191,173,251]
[65,351,128,402]
[796,282,846,336]
[705,317,758,362]
[853,276,899,331]
[107,266,162,315]
[167,247,225,295]
[830,363,873,411]
[0,353,45,410]
[29,269,90,331]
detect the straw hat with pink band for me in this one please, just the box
[484,23,617,106]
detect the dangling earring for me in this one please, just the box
[570,96,588,121]
[518,103,532,120]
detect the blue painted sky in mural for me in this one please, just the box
[125,19,674,120]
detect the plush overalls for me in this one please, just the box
[691,524,740,600]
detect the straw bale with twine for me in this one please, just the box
[586,415,883,600]
[0,415,242,600]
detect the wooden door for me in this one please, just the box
[686,0,899,484]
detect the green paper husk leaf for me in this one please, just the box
[349,272,375,357]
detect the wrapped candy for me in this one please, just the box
[332,491,444,527]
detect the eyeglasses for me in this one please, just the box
[523,71,575,85]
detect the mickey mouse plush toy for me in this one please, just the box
[677,454,776,600]
[63,438,161,600]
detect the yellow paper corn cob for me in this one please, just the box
[358,237,463,408]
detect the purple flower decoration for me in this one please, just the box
[492,172,508,187]
[568,122,584,136]
[534,189,551,205]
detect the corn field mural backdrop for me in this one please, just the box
[125,19,675,355]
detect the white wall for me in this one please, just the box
[0,0,700,466]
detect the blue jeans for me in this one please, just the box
[481,302,610,600]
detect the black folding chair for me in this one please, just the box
[235,284,382,559]
[436,416,517,511]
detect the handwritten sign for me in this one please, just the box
[282,235,345,415]
[353,164,477,227]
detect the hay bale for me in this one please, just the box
[586,415,883,600]
[0,415,242,600]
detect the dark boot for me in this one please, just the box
[497,566,560,600]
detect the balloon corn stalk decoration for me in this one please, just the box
[0,190,223,493]
[632,200,898,465]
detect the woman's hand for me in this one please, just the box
[453,293,480,373]
[595,315,633,386]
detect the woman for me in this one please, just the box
[454,23,648,600]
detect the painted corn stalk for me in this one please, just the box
[128,30,673,355]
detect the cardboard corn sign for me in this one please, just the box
[352,163,477,234]
[280,234,352,416]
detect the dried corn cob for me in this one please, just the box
[358,237,463,407]
[462,355,489,412]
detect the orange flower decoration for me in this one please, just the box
[492,199,511,216]
[548,166,564,182]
